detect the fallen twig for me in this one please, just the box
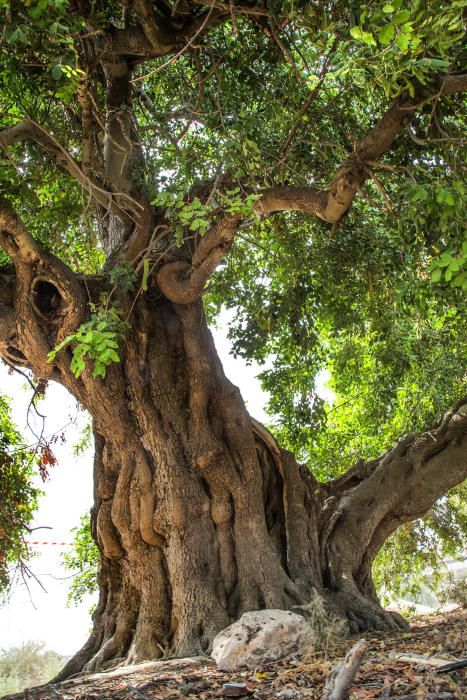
[389,652,459,668]
[435,658,467,673]
[322,639,367,700]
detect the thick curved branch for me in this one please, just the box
[440,72,467,95]
[256,184,344,223]
[156,71,467,304]
[324,399,467,590]
[259,73,467,224]
[192,0,276,17]
[0,265,19,364]
[0,201,87,374]
[157,214,241,303]
[0,199,40,261]
[125,0,177,53]
[87,1,229,64]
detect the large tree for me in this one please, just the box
[0,0,466,680]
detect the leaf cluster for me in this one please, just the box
[0,394,40,598]
[48,305,128,379]
[61,513,99,606]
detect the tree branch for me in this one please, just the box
[153,70,467,304]
[0,200,87,374]
[157,214,241,303]
[0,264,19,364]
[0,117,142,228]
[439,72,467,96]
[253,72,467,224]
[323,640,368,700]
[95,1,228,66]
[0,199,40,261]
[192,0,275,17]
[324,399,467,591]
[129,0,177,52]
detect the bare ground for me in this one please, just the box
[2,609,466,700]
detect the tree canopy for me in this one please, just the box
[0,0,466,671]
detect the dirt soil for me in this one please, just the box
[2,609,466,700]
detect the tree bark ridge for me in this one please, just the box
[1,198,466,680]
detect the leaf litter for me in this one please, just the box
[1,608,465,700]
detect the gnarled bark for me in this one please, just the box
[1,223,466,677]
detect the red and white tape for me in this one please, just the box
[24,540,74,546]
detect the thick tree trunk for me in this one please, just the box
[52,297,466,680]
[0,233,466,679]
[55,298,319,677]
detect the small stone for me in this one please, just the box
[221,682,249,697]
[212,609,308,672]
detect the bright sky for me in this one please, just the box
[0,313,272,657]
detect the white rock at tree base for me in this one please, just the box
[211,609,308,671]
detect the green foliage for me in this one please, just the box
[346,0,464,97]
[48,305,128,379]
[61,514,99,606]
[373,485,467,605]
[1,0,83,105]
[0,641,65,694]
[401,175,466,289]
[0,394,40,598]
[109,262,137,293]
[152,191,212,245]
[72,421,92,457]
[47,256,141,378]
[219,188,260,216]
[152,189,258,246]
[430,240,467,290]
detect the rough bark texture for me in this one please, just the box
[0,224,466,678]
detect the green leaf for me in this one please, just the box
[92,363,106,379]
[393,10,410,24]
[382,4,394,12]
[444,192,455,206]
[378,24,395,45]
[350,26,376,45]
[411,187,428,202]
[396,33,410,51]
[430,268,442,283]
[7,27,27,44]
[51,64,63,80]
[418,58,451,70]
[70,356,86,378]
[452,272,466,288]
[436,190,445,204]
[101,348,120,364]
